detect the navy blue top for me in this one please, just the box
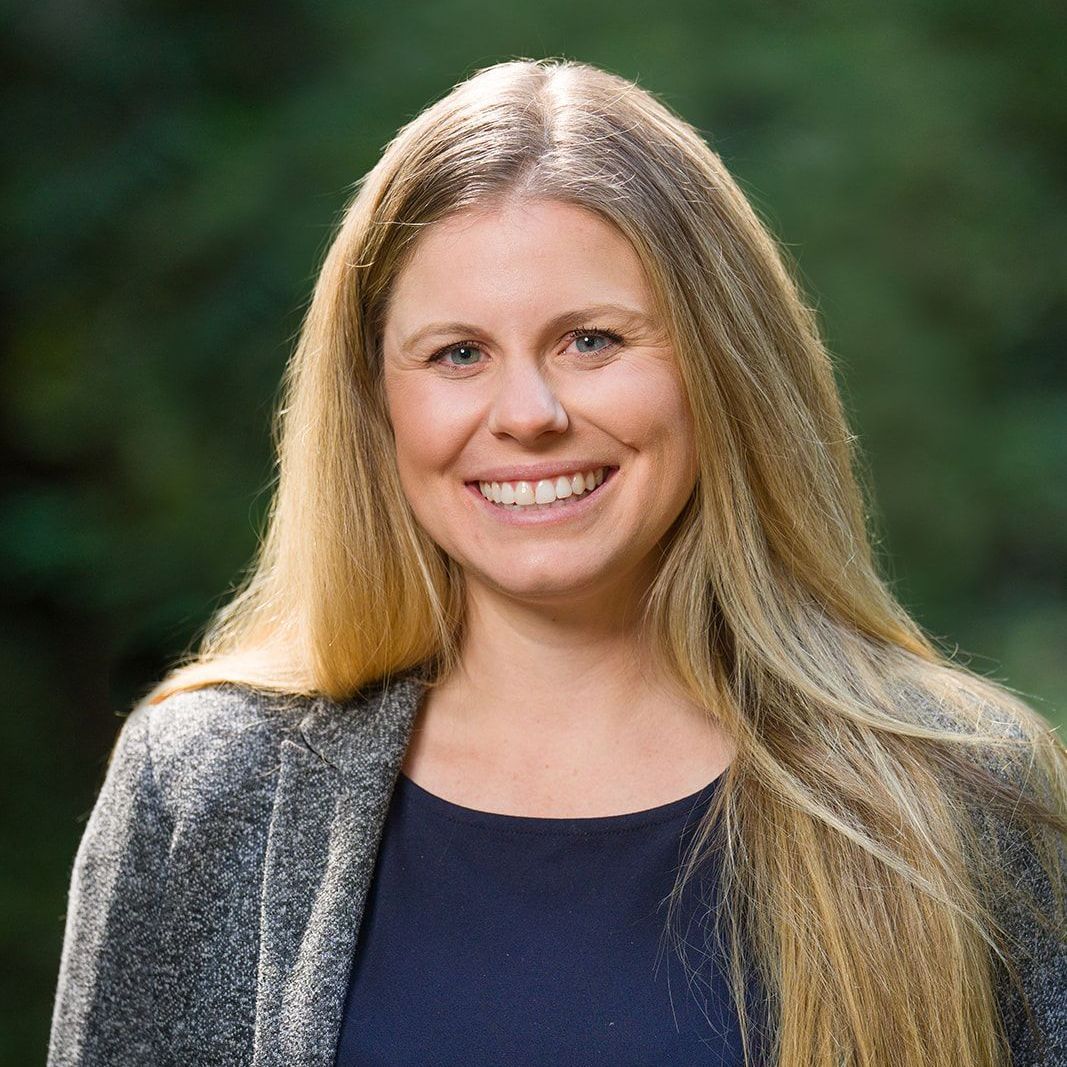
[336,769,761,1066]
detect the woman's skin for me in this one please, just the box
[381,198,734,817]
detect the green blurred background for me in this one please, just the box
[4,1,1064,1060]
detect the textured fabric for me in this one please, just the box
[46,666,1066,1065]
[336,769,763,1066]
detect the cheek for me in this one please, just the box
[384,374,470,478]
[621,373,699,499]
[670,389,699,476]
[600,362,694,451]
[666,394,699,493]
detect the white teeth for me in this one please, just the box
[477,467,609,508]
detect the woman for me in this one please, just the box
[48,58,1065,1066]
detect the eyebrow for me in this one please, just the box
[399,303,657,351]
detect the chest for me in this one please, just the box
[335,769,758,1066]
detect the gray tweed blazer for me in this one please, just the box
[47,667,1066,1066]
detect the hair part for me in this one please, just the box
[144,57,1066,1066]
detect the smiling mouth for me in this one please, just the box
[467,467,617,509]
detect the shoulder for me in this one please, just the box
[897,671,1059,794]
[123,683,313,822]
[139,682,308,753]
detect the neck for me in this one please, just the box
[430,572,709,752]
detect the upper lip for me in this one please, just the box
[465,461,617,484]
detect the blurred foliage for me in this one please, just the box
[2,0,1064,1060]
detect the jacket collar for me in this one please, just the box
[252,664,430,1066]
[297,665,430,780]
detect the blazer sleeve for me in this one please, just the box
[987,793,1067,1065]
[47,704,171,1066]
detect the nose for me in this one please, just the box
[485,359,570,442]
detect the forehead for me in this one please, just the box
[383,199,655,335]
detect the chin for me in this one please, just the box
[473,561,622,600]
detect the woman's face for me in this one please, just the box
[381,198,699,608]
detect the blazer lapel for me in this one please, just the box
[252,668,428,1067]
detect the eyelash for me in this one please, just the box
[427,327,625,369]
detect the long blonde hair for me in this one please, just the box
[144,58,1065,1066]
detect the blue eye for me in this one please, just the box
[560,327,625,355]
[428,327,623,370]
[571,331,616,354]
[432,343,483,367]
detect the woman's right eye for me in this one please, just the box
[429,342,483,368]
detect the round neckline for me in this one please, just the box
[395,769,726,833]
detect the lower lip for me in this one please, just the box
[464,468,618,526]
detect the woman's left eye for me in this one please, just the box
[565,328,623,355]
